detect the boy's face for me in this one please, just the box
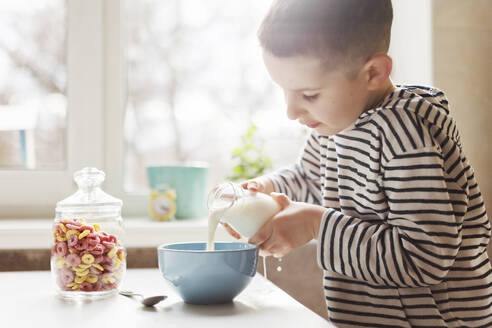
[262,51,370,136]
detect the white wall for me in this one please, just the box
[389,0,433,86]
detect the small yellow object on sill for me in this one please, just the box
[149,186,177,221]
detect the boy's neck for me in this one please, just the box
[365,79,395,111]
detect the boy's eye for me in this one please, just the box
[302,93,319,102]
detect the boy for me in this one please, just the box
[223,0,492,326]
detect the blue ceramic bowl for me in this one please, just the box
[157,242,259,304]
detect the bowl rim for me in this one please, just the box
[157,241,258,253]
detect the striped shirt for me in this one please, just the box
[268,86,492,327]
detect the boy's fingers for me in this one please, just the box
[241,179,267,193]
[247,181,261,192]
[248,221,273,246]
[261,236,287,258]
[269,192,290,210]
[220,222,241,239]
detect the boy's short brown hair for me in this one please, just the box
[258,0,393,75]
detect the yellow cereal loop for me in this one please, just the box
[78,230,90,240]
[55,257,68,268]
[72,266,86,272]
[108,247,118,259]
[118,251,125,261]
[81,254,94,265]
[75,269,89,277]
[93,224,101,232]
[78,263,91,269]
[71,284,80,290]
[58,223,67,233]
[102,276,115,284]
[66,282,77,288]
[75,276,86,284]
[86,275,98,283]
[113,259,121,270]
[92,263,104,271]
[56,235,67,242]
[66,229,80,238]
[68,248,77,254]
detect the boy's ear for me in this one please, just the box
[362,54,392,90]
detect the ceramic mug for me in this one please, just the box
[146,163,209,219]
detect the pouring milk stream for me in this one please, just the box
[207,182,281,251]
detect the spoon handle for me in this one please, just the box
[119,290,142,298]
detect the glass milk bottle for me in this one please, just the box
[51,167,126,299]
[207,182,281,250]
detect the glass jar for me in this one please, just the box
[51,167,126,299]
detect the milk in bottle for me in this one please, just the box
[207,182,280,250]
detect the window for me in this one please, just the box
[0,0,66,170]
[124,0,306,193]
[0,1,105,218]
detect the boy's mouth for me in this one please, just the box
[306,122,321,128]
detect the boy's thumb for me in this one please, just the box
[269,192,290,210]
[247,181,261,191]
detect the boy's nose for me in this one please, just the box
[284,92,304,120]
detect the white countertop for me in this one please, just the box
[0,269,331,327]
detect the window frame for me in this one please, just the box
[103,0,148,216]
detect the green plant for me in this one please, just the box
[227,124,272,181]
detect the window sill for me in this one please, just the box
[0,217,235,250]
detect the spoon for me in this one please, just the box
[119,290,167,306]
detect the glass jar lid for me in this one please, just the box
[56,167,122,214]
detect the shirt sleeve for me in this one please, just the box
[317,145,468,287]
[266,131,322,205]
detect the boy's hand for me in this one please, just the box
[240,177,274,194]
[219,177,274,240]
[249,192,325,258]
[220,222,241,240]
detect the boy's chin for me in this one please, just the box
[313,125,339,136]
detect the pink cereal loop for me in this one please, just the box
[93,255,104,264]
[89,267,101,275]
[93,281,103,291]
[79,281,93,292]
[66,254,81,267]
[74,238,88,251]
[65,223,80,230]
[67,234,79,247]
[60,268,75,285]
[91,244,104,256]
[55,242,68,256]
